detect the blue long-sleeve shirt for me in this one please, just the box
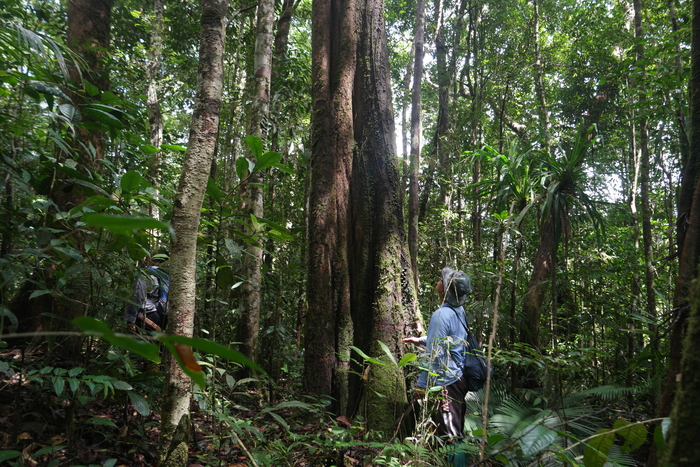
[416,304,468,389]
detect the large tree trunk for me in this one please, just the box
[304,0,357,415]
[351,0,418,436]
[235,0,275,374]
[159,1,227,464]
[305,0,421,432]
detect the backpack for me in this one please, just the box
[447,305,490,391]
[147,267,169,317]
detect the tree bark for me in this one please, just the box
[351,0,418,435]
[304,0,357,415]
[408,0,424,293]
[146,0,164,221]
[235,0,275,373]
[159,1,227,464]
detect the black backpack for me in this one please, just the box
[446,305,490,391]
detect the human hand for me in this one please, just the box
[413,388,425,402]
[402,336,422,345]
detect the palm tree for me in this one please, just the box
[520,127,604,363]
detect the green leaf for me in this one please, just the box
[378,340,397,366]
[0,451,21,462]
[67,378,80,394]
[33,445,65,456]
[163,335,265,375]
[82,213,172,235]
[72,317,160,363]
[246,135,263,159]
[206,178,223,205]
[161,144,187,152]
[160,340,206,389]
[654,418,671,452]
[127,391,151,416]
[349,346,386,366]
[52,377,65,397]
[120,171,149,193]
[519,423,557,458]
[236,156,254,180]
[86,416,117,427]
[112,380,133,391]
[83,105,122,128]
[613,419,646,453]
[253,150,282,172]
[272,163,295,175]
[142,144,160,155]
[84,81,99,97]
[583,429,615,467]
[397,352,417,368]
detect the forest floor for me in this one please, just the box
[0,346,408,467]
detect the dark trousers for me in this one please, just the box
[435,374,470,439]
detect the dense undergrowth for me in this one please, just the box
[0,339,664,467]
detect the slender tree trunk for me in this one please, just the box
[408,0,424,293]
[236,0,275,372]
[532,0,550,152]
[146,0,164,222]
[159,1,227,464]
[633,0,659,403]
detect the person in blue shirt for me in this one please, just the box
[404,267,472,440]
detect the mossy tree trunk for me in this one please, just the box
[304,0,357,415]
[350,0,419,437]
[305,0,421,433]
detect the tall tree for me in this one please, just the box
[664,0,700,443]
[304,0,420,434]
[304,0,357,415]
[159,0,228,463]
[146,0,164,222]
[408,0,425,292]
[235,0,275,372]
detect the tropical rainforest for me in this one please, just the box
[1,0,699,465]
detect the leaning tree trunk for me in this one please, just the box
[159,1,227,465]
[235,0,275,375]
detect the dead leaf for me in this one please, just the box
[175,343,202,372]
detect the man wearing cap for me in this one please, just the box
[404,266,472,440]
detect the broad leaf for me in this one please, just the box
[613,419,646,453]
[519,423,557,458]
[127,391,151,416]
[82,213,172,235]
[583,429,615,467]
